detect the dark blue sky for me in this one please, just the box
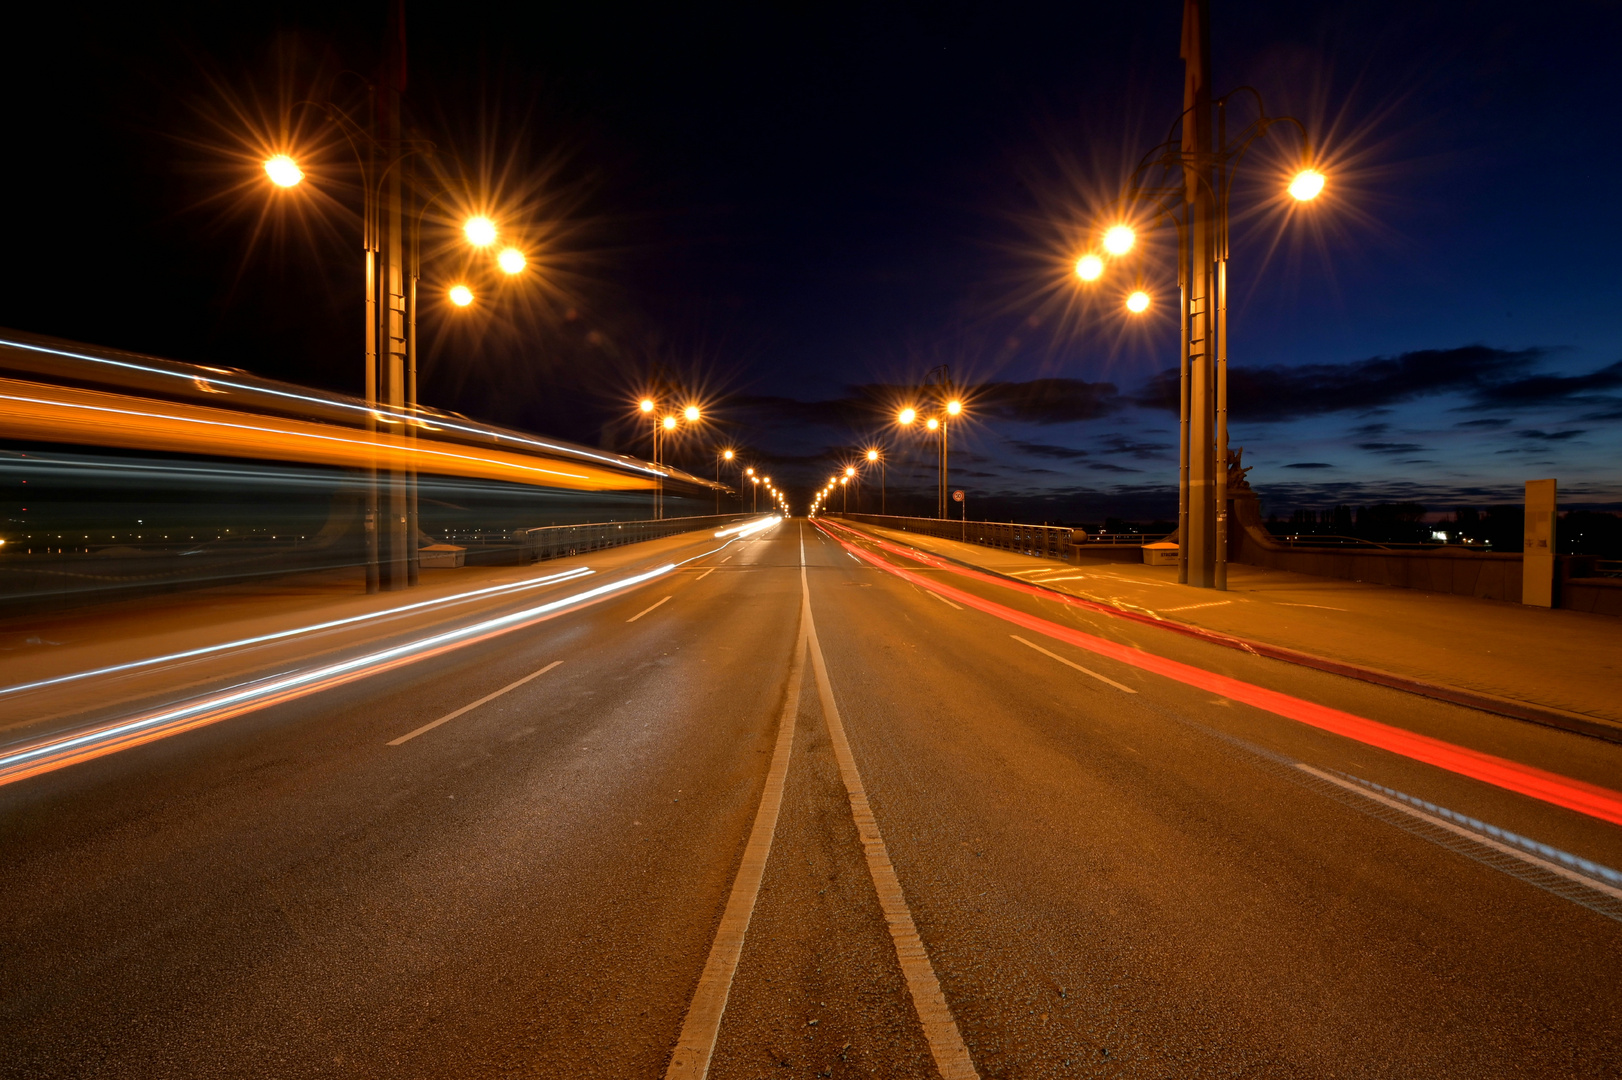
[2,1,1617,517]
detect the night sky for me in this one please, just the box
[4,1,1618,519]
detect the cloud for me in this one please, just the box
[1471,360,1622,408]
[1089,462,1142,473]
[1098,435,1172,459]
[1456,417,1512,429]
[1356,442,1427,454]
[1515,429,1586,441]
[1283,462,1335,469]
[1010,440,1089,460]
[1134,345,1545,421]
[1350,422,1390,436]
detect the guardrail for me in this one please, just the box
[516,514,752,564]
[833,513,1081,561]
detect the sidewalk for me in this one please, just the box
[843,521,1622,741]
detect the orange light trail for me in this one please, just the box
[0,377,650,492]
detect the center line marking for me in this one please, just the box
[627,596,673,622]
[666,546,808,1080]
[804,566,980,1079]
[1012,635,1137,693]
[388,661,563,745]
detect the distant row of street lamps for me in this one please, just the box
[809,394,965,519]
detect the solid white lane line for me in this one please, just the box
[803,569,980,1080]
[695,567,717,581]
[627,596,673,623]
[1277,602,1347,611]
[923,587,964,611]
[666,607,807,1079]
[1160,600,1233,612]
[388,661,563,746]
[1296,764,1622,902]
[1011,635,1138,694]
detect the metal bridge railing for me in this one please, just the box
[833,513,1082,561]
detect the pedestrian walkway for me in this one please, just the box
[841,520,1622,740]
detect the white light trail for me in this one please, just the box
[0,563,674,786]
[0,567,595,700]
[714,515,782,539]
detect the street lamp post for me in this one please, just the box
[1070,0,1320,590]
[717,448,734,514]
[865,448,884,515]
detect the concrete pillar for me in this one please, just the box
[1522,478,1557,607]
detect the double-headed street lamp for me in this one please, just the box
[637,397,702,519]
[1069,0,1324,590]
[896,398,963,519]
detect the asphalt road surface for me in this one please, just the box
[2,518,1619,1079]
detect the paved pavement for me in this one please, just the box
[843,520,1622,734]
[1,518,1619,1078]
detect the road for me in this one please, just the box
[1,518,1619,1078]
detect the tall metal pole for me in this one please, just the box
[1181,0,1216,589]
[363,85,381,595]
[379,0,409,590]
[1177,209,1191,586]
[406,181,420,588]
[880,457,886,515]
[1214,98,1230,591]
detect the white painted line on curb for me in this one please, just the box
[1011,635,1137,694]
[388,661,563,745]
[665,564,808,1079]
[627,596,673,623]
[1296,764,1622,903]
[804,562,981,1080]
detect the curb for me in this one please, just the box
[840,521,1622,746]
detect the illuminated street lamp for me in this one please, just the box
[1126,290,1151,314]
[263,154,303,188]
[463,215,498,247]
[448,284,474,307]
[866,447,886,514]
[496,247,526,275]
[1102,224,1136,255]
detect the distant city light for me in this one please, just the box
[1289,168,1326,201]
[263,155,303,188]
